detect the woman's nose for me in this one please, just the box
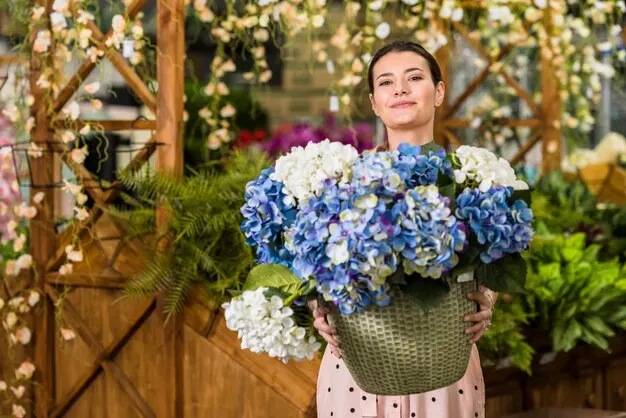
[394,81,409,96]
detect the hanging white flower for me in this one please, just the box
[15,361,36,380]
[27,292,40,307]
[33,30,51,53]
[12,404,26,418]
[63,101,80,121]
[368,0,383,10]
[111,15,127,33]
[84,82,100,95]
[375,22,391,40]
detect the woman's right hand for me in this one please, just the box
[308,299,341,358]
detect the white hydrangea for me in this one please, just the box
[222,287,321,363]
[453,145,528,192]
[270,139,359,204]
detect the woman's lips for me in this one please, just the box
[391,101,416,108]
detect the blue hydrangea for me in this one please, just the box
[284,179,398,314]
[395,143,452,187]
[390,185,467,279]
[240,167,296,265]
[351,143,451,197]
[455,187,534,264]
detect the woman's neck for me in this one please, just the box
[386,126,434,150]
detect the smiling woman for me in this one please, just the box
[367,42,445,150]
[312,40,495,418]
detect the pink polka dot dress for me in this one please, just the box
[316,344,485,418]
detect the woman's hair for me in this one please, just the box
[368,41,443,151]
[367,40,443,93]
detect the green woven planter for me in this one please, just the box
[326,276,478,395]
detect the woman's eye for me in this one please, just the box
[379,80,391,86]
[409,76,422,81]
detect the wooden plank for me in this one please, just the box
[52,0,148,114]
[50,299,155,418]
[86,20,157,113]
[46,272,127,289]
[208,313,317,413]
[54,119,157,131]
[29,0,57,414]
[509,130,542,166]
[46,285,156,418]
[154,0,186,414]
[183,326,308,418]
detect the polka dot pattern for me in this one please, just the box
[316,345,485,417]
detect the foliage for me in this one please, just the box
[524,233,626,353]
[108,149,270,318]
[476,297,535,374]
[183,81,269,170]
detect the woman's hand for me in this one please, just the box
[464,285,497,344]
[308,299,341,358]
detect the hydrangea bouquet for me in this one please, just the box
[224,139,534,364]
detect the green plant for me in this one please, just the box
[531,170,598,234]
[107,148,270,317]
[524,233,626,352]
[183,82,269,171]
[477,297,535,374]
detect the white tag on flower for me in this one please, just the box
[122,38,134,58]
[456,271,474,283]
[329,95,339,112]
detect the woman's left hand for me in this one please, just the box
[464,286,495,344]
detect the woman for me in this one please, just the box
[311,41,498,418]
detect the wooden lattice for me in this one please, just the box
[433,16,562,171]
[24,0,185,415]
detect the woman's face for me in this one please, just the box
[369,51,445,131]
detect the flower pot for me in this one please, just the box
[326,275,478,395]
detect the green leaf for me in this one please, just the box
[476,254,527,294]
[243,264,302,296]
[420,142,442,155]
[510,189,532,205]
[439,182,456,208]
[583,316,615,338]
[401,276,451,313]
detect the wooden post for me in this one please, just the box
[539,2,563,173]
[30,0,57,415]
[155,0,185,414]
[434,19,451,149]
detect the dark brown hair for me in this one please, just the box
[368,41,443,151]
[367,40,443,93]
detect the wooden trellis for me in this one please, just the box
[433,14,562,172]
[26,0,185,415]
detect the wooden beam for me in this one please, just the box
[46,285,156,418]
[540,3,563,173]
[54,119,157,131]
[0,55,27,66]
[49,299,155,418]
[52,0,148,114]
[444,39,520,119]
[155,0,185,414]
[46,272,128,288]
[86,20,157,113]
[443,129,463,147]
[499,70,541,116]
[29,0,56,413]
[509,130,542,166]
[444,118,541,129]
